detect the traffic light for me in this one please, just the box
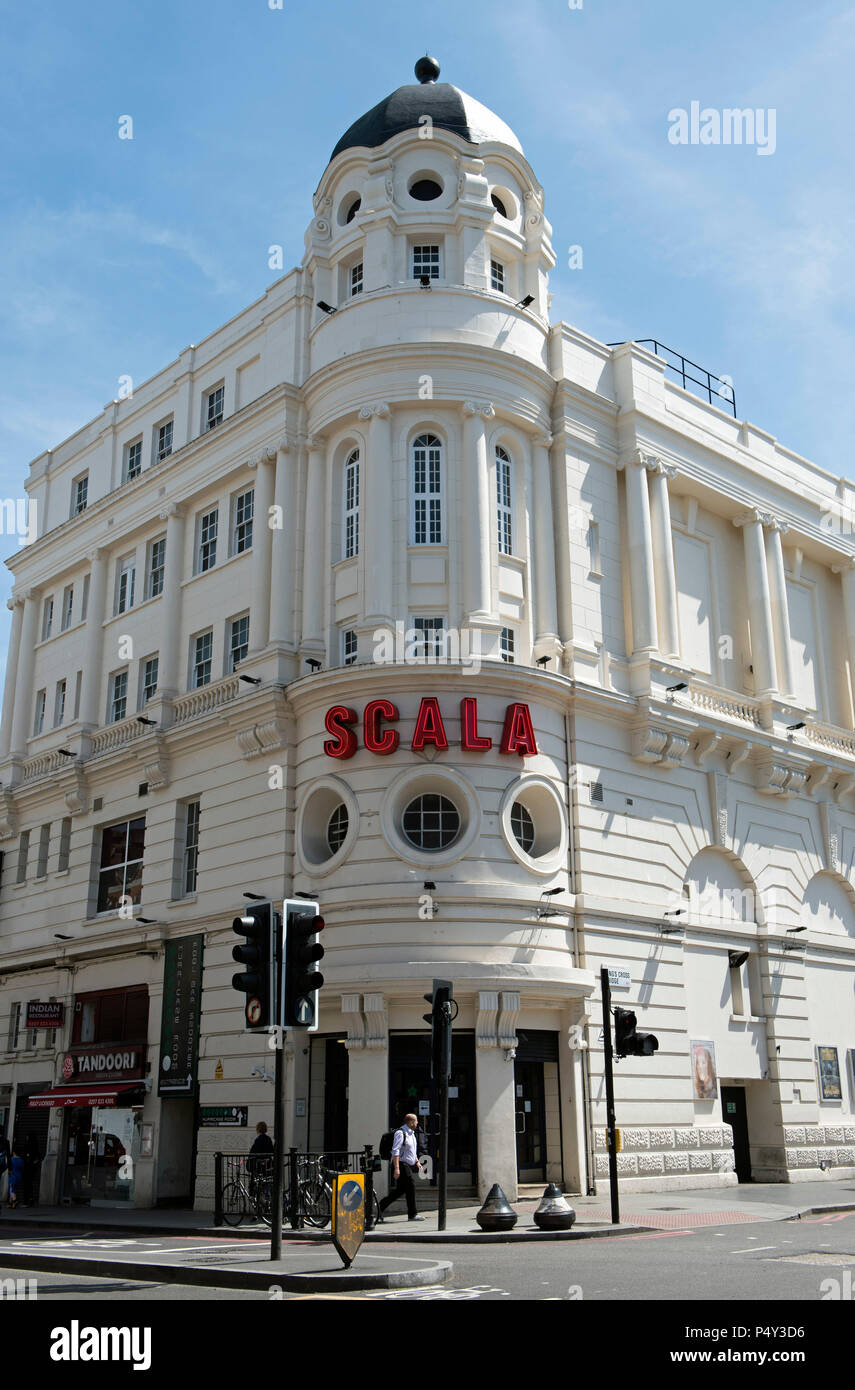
[283,899,325,1030]
[613,1006,659,1058]
[422,979,453,1081]
[232,902,274,1031]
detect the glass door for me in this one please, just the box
[514,1059,547,1181]
[388,1033,476,1184]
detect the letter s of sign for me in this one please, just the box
[324,705,358,759]
[363,699,399,754]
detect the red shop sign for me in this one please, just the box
[324,698,538,759]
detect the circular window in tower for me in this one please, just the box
[491,193,508,217]
[510,801,535,854]
[296,776,358,874]
[408,174,443,202]
[327,803,349,855]
[402,794,460,851]
[500,776,568,875]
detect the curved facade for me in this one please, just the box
[1,58,854,1207]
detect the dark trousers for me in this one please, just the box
[379,1162,418,1218]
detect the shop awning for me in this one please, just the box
[27,1082,146,1109]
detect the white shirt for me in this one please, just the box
[391,1125,418,1165]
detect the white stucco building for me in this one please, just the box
[1,56,854,1210]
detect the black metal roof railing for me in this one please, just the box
[607,339,737,418]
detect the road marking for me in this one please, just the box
[612,1229,695,1242]
[803,1213,850,1224]
[730,1245,777,1254]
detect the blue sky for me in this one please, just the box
[1,0,853,679]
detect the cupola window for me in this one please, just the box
[409,177,443,202]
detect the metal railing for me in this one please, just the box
[214,1146,379,1231]
[608,339,737,418]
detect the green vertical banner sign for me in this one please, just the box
[158,934,204,1097]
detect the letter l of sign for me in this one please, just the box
[460,698,491,750]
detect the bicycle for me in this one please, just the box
[220,1162,273,1226]
[293,1154,381,1229]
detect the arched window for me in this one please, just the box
[496,445,513,556]
[412,434,443,545]
[344,448,359,558]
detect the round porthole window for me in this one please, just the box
[297,776,358,874]
[409,176,443,202]
[402,794,460,851]
[491,193,508,217]
[500,776,568,876]
[510,801,535,854]
[346,197,361,223]
[327,803,349,855]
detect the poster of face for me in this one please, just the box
[816,1046,842,1102]
[691,1040,718,1100]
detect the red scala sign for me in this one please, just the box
[324,698,538,759]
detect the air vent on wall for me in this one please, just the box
[93,797,103,812]
[590,781,604,804]
[138,782,149,797]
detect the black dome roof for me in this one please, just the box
[329,57,523,163]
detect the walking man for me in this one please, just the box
[379,1114,426,1221]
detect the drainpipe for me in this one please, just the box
[564,704,596,1196]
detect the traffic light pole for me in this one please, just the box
[271,915,285,1262]
[438,1064,449,1232]
[600,966,620,1226]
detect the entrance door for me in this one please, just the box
[514,1030,559,1183]
[323,1038,349,1151]
[721,1086,751,1182]
[62,1107,138,1205]
[388,1034,476,1184]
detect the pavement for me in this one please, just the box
[3,1175,854,1244]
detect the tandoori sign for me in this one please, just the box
[324,698,538,759]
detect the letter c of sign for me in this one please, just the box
[363,699,399,754]
[324,705,358,759]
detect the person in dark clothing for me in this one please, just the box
[22,1134,41,1207]
[247,1121,274,1194]
[0,1133,9,1213]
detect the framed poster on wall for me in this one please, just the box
[691,1040,718,1100]
[816,1045,842,1101]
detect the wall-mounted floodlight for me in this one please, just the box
[419,275,432,289]
[317,301,337,315]
[516,294,535,308]
[239,674,262,686]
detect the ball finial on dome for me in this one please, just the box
[415,55,441,84]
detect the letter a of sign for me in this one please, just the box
[411,697,449,751]
[500,703,538,756]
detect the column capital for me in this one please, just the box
[306,434,326,451]
[765,517,789,536]
[461,400,494,420]
[357,403,390,420]
[8,590,30,610]
[831,556,855,575]
[533,432,553,450]
[158,503,184,521]
[733,507,770,529]
[86,547,108,563]
[646,457,677,479]
[248,445,278,469]
[622,448,653,470]
[276,435,294,454]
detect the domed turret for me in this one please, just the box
[328,56,523,163]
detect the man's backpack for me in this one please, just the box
[379,1130,395,1161]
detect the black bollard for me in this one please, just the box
[533,1182,576,1231]
[476,1183,518,1231]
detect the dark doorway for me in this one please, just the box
[514,1030,558,1182]
[12,1084,50,1206]
[323,1038,349,1151]
[388,1033,476,1183]
[721,1085,751,1182]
